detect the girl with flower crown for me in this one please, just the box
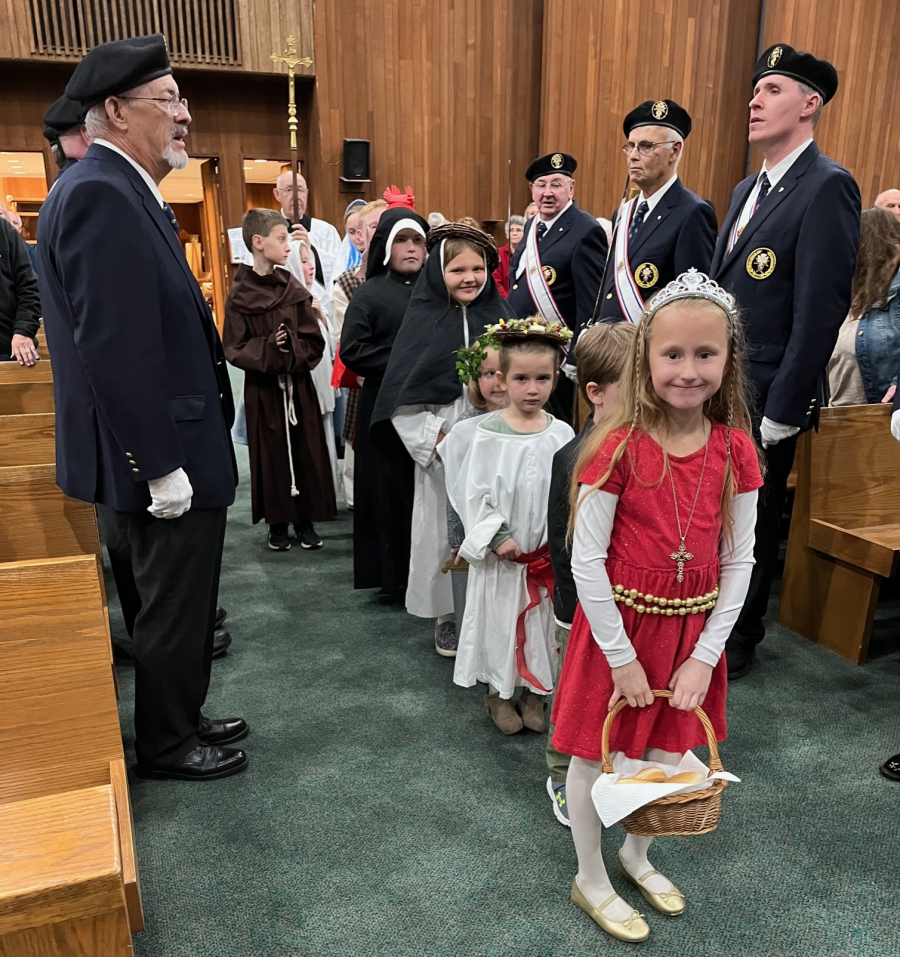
[446,317,574,734]
[551,270,763,942]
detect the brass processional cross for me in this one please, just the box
[670,540,693,583]
[270,36,313,224]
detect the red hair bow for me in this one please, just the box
[383,185,416,210]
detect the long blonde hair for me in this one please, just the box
[568,299,761,544]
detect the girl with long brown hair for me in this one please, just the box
[550,271,763,943]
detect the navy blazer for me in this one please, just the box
[711,142,861,429]
[598,178,717,321]
[507,202,608,342]
[37,144,237,511]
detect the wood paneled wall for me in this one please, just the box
[538,0,762,222]
[761,0,900,205]
[308,0,543,232]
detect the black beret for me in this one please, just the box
[66,33,173,110]
[753,43,838,105]
[42,95,85,140]
[526,152,577,181]
[623,100,692,139]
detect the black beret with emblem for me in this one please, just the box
[753,43,838,105]
[525,152,577,181]
[623,100,692,139]
[42,95,86,140]
[66,33,173,110]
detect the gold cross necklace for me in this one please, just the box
[662,422,710,583]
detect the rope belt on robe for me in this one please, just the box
[510,545,555,693]
[279,374,300,497]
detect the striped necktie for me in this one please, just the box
[162,202,181,237]
[751,173,771,216]
[535,220,547,242]
[629,200,649,242]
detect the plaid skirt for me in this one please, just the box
[343,386,361,445]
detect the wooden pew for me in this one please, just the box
[779,404,900,664]
[0,413,55,467]
[0,555,143,937]
[0,361,54,415]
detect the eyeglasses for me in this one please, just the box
[120,95,188,114]
[533,180,570,191]
[622,140,678,156]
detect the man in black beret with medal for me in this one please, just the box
[597,99,717,323]
[38,34,247,780]
[42,95,90,177]
[508,152,608,423]
[711,43,861,679]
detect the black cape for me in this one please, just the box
[371,238,515,427]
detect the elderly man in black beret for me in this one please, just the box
[597,100,717,323]
[42,95,90,176]
[710,43,861,679]
[508,152,608,423]
[38,34,247,780]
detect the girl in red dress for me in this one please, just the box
[551,270,764,943]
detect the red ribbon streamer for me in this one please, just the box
[511,546,555,693]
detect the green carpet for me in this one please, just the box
[111,444,900,957]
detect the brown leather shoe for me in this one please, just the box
[485,692,524,734]
[517,688,547,732]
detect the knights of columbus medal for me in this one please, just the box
[768,46,783,68]
[746,247,776,279]
[551,153,564,169]
[542,265,557,285]
[651,100,668,120]
[635,263,659,288]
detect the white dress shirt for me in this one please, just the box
[515,199,573,279]
[734,138,814,236]
[639,173,679,214]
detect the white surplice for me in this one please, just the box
[447,412,574,698]
[392,392,471,618]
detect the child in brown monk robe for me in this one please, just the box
[224,208,336,551]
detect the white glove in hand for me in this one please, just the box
[562,362,578,383]
[146,467,193,520]
[760,417,800,450]
[891,409,900,443]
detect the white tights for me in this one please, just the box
[567,750,680,921]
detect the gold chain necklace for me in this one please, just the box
[662,423,710,583]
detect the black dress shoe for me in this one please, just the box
[377,588,399,605]
[879,753,900,782]
[212,627,232,659]
[135,745,248,781]
[198,715,249,745]
[215,605,227,628]
[726,646,755,680]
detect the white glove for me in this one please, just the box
[892,409,900,443]
[760,417,800,450]
[562,362,578,383]
[146,467,193,520]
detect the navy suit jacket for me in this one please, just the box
[598,178,717,321]
[711,142,861,429]
[507,202,608,342]
[37,144,237,511]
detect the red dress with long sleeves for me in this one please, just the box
[551,424,763,759]
[493,244,512,298]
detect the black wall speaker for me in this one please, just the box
[342,138,371,181]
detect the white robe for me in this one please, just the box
[392,393,471,618]
[448,412,575,697]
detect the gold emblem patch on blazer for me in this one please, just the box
[767,46,783,68]
[747,247,776,279]
[635,263,659,288]
[542,265,557,285]
[551,153,564,169]
[651,100,669,120]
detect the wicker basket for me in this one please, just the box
[601,690,728,837]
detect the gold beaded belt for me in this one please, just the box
[612,583,719,616]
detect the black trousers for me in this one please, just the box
[548,374,576,426]
[98,505,227,767]
[727,425,799,655]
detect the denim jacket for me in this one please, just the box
[856,269,900,403]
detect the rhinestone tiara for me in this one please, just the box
[643,268,739,321]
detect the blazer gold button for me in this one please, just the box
[512,284,518,290]
[606,293,613,300]
[132,468,140,473]
[219,393,223,399]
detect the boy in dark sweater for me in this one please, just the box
[545,320,635,826]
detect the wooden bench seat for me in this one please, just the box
[0,413,55,467]
[0,785,132,957]
[779,403,900,664]
[0,556,142,935]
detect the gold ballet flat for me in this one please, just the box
[570,878,650,942]
[617,853,685,916]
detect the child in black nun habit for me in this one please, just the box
[372,222,516,656]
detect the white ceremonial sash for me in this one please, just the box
[612,196,644,324]
[523,220,566,329]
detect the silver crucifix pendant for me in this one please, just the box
[670,540,694,583]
